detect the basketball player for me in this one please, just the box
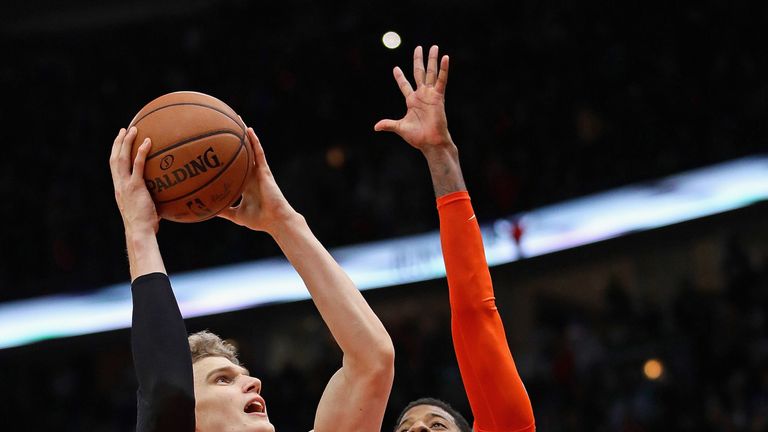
[375,45,536,432]
[109,126,394,431]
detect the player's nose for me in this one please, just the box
[408,422,430,432]
[242,375,262,393]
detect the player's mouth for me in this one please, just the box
[244,396,267,416]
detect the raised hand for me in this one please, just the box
[217,128,299,234]
[374,45,453,153]
[109,127,159,235]
[376,45,465,196]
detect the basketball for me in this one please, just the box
[128,91,253,223]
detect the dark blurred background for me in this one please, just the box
[1,0,767,430]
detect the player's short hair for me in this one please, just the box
[395,397,471,432]
[188,330,241,365]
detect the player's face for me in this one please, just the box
[396,404,462,432]
[193,356,274,432]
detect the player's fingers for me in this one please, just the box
[118,127,138,176]
[109,130,128,193]
[435,55,450,95]
[426,45,439,87]
[217,206,237,222]
[109,128,127,182]
[413,46,425,88]
[239,128,263,196]
[110,128,126,167]
[374,119,399,133]
[131,138,151,181]
[393,66,414,98]
[247,128,264,164]
[218,206,249,228]
[247,128,272,175]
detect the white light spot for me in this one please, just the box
[382,31,401,49]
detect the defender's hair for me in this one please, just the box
[188,330,240,365]
[395,397,471,432]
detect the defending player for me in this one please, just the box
[375,45,536,432]
[109,126,394,431]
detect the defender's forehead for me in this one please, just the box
[399,404,456,427]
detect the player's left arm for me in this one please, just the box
[218,129,395,432]
[110,128,196,432]
[376,45,535,431]
[439,193,535,432]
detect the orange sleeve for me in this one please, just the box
[437,191,535,432]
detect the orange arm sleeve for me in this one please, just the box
[437,191,535,432]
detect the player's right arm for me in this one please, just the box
[218,129,395,432]
[110,128,195,432]
[376,45,535,432]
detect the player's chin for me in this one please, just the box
[253,423,275,432]
[244,414,274,432]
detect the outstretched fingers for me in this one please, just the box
[425,45,439,87]
[373,119,399,133]
[413,45,426,88]
[393,66,414,98]
[435,55,450,94]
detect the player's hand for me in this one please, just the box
[217,128,299,234]
[109,127,160,235]
[374,45,453,153]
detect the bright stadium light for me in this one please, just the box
[382,31,401,49]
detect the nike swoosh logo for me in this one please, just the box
[468,214,476,221]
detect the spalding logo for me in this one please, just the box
[160,155,175,170]
[146,147,222,194]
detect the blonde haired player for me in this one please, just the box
[110,126,394,431]
[376,45,536,432]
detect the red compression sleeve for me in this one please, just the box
[437,191,535,432]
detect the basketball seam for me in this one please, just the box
[191,136,251,221]
[147,129,242,160]
[130,102,245,134]
[156,139,246,204]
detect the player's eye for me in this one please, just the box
[215,375,233,384]
[431,422,447,429]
